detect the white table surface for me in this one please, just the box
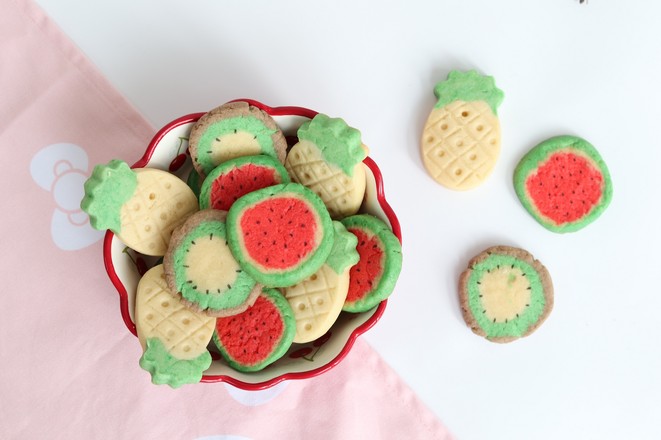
[34,1,661,438]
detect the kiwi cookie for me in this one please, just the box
[189,101,288,178]
[459,246,553,343]
[163,209,261,317]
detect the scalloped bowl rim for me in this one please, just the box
[103,99,401,390]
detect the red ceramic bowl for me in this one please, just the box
[103,99,401,390]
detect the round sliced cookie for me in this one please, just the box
[421,70,504,190]
[226,182,334,288]
[81,159,198,256]
[285,114,367,219]
[135,265,215,388]
[164,209,261,317]
[199,154,290,211]
[513,135,613,233]
[340,214,402,313]
[213,287,296,372]
[459,245,554,343]
[282,221,359,343]
[189,101,288,178]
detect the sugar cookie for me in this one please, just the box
[421,70,504,190]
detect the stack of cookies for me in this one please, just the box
[82,101,402,387]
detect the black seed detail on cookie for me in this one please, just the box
[460,246,554,343]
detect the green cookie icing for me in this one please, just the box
[467,254,546,340]
[186,168,203,200]
[173,219,257,311]
[297,114,365,176]
[433,70,504,115]
[197,116,278,174]
[139,338,211,388]
[80,159,137,233]
[513,135,613,233]
[340,214,402,313]
[326,221,359,274]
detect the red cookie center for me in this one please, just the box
[215,295,283,364]
[210,164,280,211]
[525,152,603,224]
[346,228,384,303]
[239,197,318,270]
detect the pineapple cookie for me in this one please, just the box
[135,265,215,387]
[285,114,367,219]
[281,221,359,343]
[81,159,198,256]
[421,70,504,190]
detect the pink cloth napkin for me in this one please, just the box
[0,1,454,438]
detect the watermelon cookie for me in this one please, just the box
[213,287,296,372]
[199,155,290,211]
[163,209,261,317]
[340,214,402,313]
[285,114,367,219]
[514,135,613,233]
[282,221,359,343]
[81,159,198,256]
[189,101,288,178]
[421,70,504,190]
[226,183,334,288]
[135,265,215,388]
[459,246,554,343]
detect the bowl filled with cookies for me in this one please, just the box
[83,99,402,390]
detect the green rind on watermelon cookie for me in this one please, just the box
[296,113,366,176]
[340,214,402,313]
[139,337,212,388]
[164,209,260,317]
[81,159,137,232]
[514,135,613,233]
[186,168,203,200]
[459,246,554,343]
[226,183,334,288]
[213,287,296,372]
[189,101,287,177]
[199,155,291,211]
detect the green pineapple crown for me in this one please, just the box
[80,159,137,233]
[297,114,366,176]
[325,221,359,274]
[433,70,504,115]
